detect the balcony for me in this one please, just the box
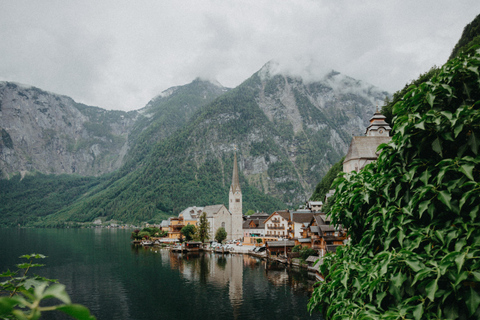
[269,226,285,230]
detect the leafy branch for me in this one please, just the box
[0,253,95,320]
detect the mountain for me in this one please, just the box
[0,64,389,225]
[120,78,229,172]
[44,63,388,225]
[0,81,138,178]
[0,79,228,179]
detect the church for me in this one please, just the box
[343,109,392,173]
[167,152,244,241]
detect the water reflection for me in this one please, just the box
[1,229,321,320]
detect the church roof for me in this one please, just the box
[203,204,229,218]
[230,152,241,193]
[343,136,391,162]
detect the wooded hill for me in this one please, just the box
[0,62,387,226]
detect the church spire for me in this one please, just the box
[231,151,241,193]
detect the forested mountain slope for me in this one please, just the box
[0,63,388,225]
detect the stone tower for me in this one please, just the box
[229,152,243,240]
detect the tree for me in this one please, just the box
[181,224,196,241]
[0,254,95,320]
[245,209,255,216]
[195,212,210,243]
[309,50,480,319]
[215,227,227,243]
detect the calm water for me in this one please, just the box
[0,228,322,320]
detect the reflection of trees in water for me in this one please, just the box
[216,256,227,270]
[199,254,210,284]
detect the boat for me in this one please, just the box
[141,240,153,246]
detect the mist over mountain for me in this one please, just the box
[0,63,389,225]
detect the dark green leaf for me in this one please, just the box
[438,190,452,210]
[466,286,480,316]
[425,278,438,301]
[432,138,442,156]
[56,304,97,320]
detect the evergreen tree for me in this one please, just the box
[196,212,210,243]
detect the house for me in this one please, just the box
[167,216,185,239]
[264,210,290,239]
[242,212,270,246]
[343,109,391,173]
[289,211,315,240]
[306,214,346,257]
[306,201,323,212]
[178,206,204,227]
[266,240,296,256]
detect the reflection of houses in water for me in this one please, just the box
[168,252,243,307]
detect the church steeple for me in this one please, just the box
[230,152,241,193]
[229,149,243,240]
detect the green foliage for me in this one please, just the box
[245,210,255,216]
[309,50,480,319]
[181,224,197,241]
[0,173,104,227]
[450,14,480,60]
[292,244,302,253]
[214,227,227,243]
[137,231,150,239]
[299,247,317,261]
[310,157,345,202]
[196,212,210,243]
[0,254,95,320]
[292,245,317,260]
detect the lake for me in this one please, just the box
[0,228,322,319]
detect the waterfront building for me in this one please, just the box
[264,210,290,238]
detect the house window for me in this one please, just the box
[222,222,225,228]
[236,199,240,202]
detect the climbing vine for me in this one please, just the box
[309,49,480,319]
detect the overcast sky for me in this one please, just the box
[0,1,479,111]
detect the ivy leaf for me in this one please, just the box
[438,190,452,210]
[466,286,480,316]
[426,92,436,107]
[413,303,423,320]
[425,278,438,301]
[469,131,479,155]
[472,271,480,282]
[455,252,466,274]
[432,138,442,156]
[405,259,424,273]
[460,163,475,180]
[454,123,464,138]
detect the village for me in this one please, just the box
[132,109,392,279]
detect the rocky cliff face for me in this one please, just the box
[151,64,390,205]
[0,82,138,177]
